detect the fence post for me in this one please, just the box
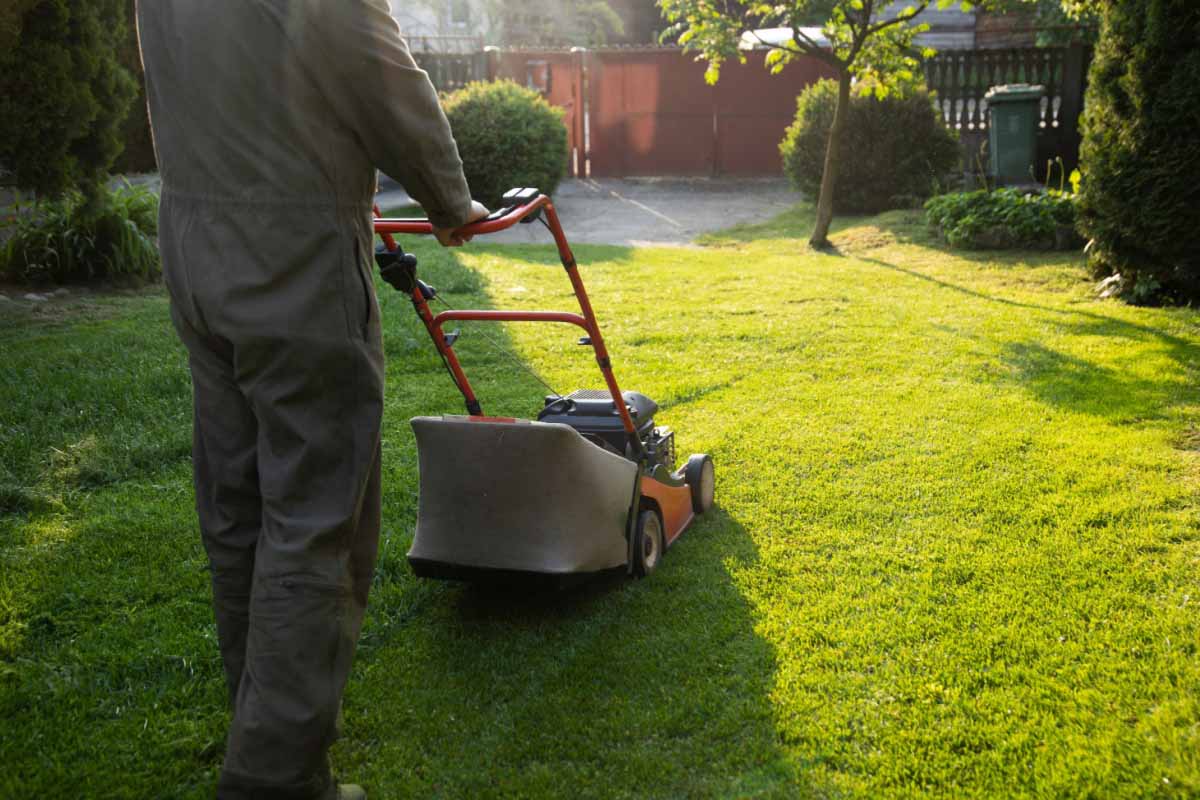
[1058,43,1088,173]
[570,47,588,178]
[483,46,500,82]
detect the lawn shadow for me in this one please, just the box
[827,207,1088,267]
[346,244,801,795]
[854,253,1200,421]
[655,375,749,414]
[342,508,805,798]
[0,288,192,515]
[473,240,639,268]
[0,242,587,797]
[999,340,1176,420]
[0,241,803,798]
[0,475,228,798]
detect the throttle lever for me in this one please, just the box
[481,187,542,224]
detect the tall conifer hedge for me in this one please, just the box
[0,0,136,197]
[1077,0,1200,304]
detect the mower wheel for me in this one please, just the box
[632,509,664,577]
[684,454,715,514]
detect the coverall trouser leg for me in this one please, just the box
[168,248,384,799]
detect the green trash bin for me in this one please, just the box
[985,83,1045,185]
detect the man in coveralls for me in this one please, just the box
[138,1,487,797]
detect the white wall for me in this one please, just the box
[388,0,489,40]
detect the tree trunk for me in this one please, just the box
[810,68,851,249]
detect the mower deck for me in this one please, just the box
[373,189,715,581]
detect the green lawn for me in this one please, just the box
[2,208,1198,798]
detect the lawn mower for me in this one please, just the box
[372,188,714,580]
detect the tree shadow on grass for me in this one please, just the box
[338,508,811,799]
[688,188,1193,427]
[830,210,1089,272]
[999,339,1185,421]
[853,254,1200,421]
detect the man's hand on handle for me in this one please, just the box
[433,200,490,247]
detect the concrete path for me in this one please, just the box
[123,173,802,247]
[377,177,802,247]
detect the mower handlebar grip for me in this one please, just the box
[373,194,548,239]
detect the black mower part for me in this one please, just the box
[684,454,716,514]
[632,508,664,577]
[538,389,657,454]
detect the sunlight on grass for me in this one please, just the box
[449,219,1200,796]
[2,207,1199,797]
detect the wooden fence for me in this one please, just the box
[108,38,1092,182]
[923,44,1091,179]
[407,36,489,93]
[414,42,1092,180]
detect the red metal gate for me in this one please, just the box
[587,49,714,176]
[710,52,836,175]
[489,47,833,178]
[490,49,586,176]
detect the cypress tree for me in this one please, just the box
[1077,0,1200,304]
[0,0,137,198]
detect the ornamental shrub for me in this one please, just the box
[925,188,1080,250]
[442,80,568,208]
[1076,0,1200,305]
[780,80,960,214]
[1,183,160,285]
[0,0,137,197]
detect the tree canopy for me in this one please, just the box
[659,0,959,89]
[659,0,963,246]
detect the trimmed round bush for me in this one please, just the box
[442,80,568,208]
[780,80,960,214]
[1077,0,1200,305]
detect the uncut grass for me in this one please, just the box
[1,208,1198,797]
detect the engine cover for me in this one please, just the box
[536,389,658,457]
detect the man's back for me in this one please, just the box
[139,0,362,203]
[139,0,470,222]
[136,3,474,796]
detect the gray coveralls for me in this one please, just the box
[137,1,472,796]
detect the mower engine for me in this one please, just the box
[537,390,676,470]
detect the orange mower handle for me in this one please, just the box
[373,193,548,240]
[369,191,645,457]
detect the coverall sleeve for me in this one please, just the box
[303,0,474,228]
